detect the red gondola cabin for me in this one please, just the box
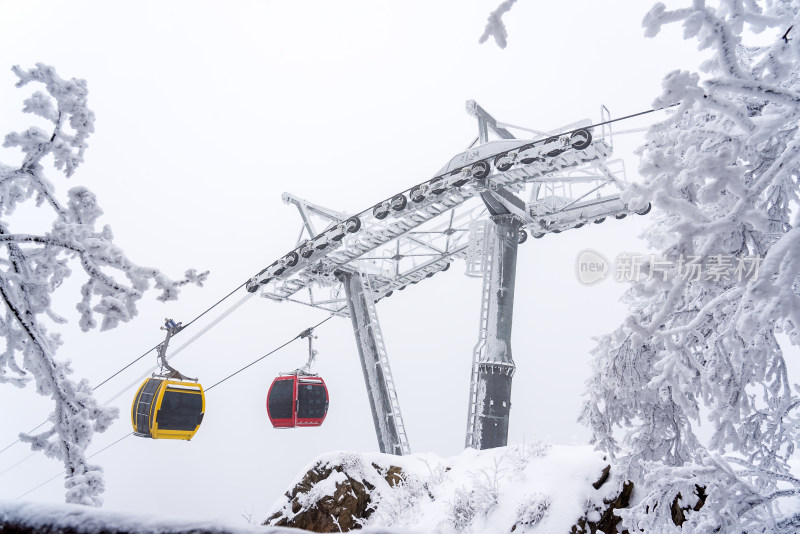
[267,373,329,428]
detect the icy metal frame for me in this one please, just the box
[341,272,410,455]
[246,102,647,454]
[249,150,633,313]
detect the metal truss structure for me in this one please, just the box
[246,101,649,454]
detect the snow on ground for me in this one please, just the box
[268,443,618,533]
[2,444,617,533]
[0,500,420,534]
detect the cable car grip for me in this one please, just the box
[155,319,197,381]
[298,327,318,374]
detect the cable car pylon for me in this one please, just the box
[464,103,524,449]
[464,214,520,449]
[245,101,652,454]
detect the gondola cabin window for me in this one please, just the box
[267,377,295,423]
[297,380,327,421]
[158,386,204,431]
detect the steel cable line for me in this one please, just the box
[205,313,335,392]
[0,452,35,478]
[345,102,681,222]
[0,281,248,458]
[570,103,680,136]
[101,292,255,407]
[0,422,46,456]
[14,315,336,500]
[91,281,248,392]
[15,433,134,501]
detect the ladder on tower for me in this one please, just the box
[465,220,491,278]
[359,273,411,455]
[464,224,496,448]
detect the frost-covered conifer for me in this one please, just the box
[581,2,800,531]
[0,64,207,506]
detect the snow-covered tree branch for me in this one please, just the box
[581,1,800,531]
[0,64,208,506]
[478,0,517,49]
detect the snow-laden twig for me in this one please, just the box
[478,0,517,49]
[0,64,207,506]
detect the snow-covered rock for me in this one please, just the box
[265,444,633,533]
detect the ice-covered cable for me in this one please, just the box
[102,292,255,406]
[0,421,46,456]
[205,313,336,392]
[15,433,133,501]
[92,281,248,392]
[0,452,35,478]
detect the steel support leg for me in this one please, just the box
[341,271,407,455]
[474,215,520,449]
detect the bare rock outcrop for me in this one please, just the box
[570,466,634,534]
[266,457,404,532]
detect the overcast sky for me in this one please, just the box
[0,0,704,525]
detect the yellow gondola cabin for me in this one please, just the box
[131,378,205,440]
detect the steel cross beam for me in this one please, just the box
[465,100,516,143]
[246,141,634,302]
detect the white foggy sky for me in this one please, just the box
[0,0,704,525]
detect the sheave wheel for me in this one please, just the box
[570,129,593,150]
[430,178,447,195]
[373,204,389,220]
[495,153,513,172]
[391,194,407,211]
[472,160,490,179]
[346,216,361,233]
[544,137,563,157]
[519,145,539,164]
[451,170,470,187]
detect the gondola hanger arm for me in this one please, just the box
[156,319,197,381]
[299,327,318,374]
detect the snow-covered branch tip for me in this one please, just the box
[9,63,95,178]
[0,64,208,506]
[479,0,517,49]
